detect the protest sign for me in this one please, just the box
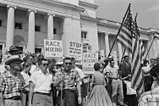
[82,52,98,74]
[68,41,83,64]
[44,39,63,58]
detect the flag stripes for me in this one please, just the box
[117,6,133,53]
[140,41,146,63]
[131,16,144,95]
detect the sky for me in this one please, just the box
[95,0,159,29]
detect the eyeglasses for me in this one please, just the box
[42,63,48,66]
[65,62,72,65]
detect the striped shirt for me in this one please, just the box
[0,71,25,98]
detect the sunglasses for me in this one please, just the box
[65,62,72,65]
[42,63,48,66]
[25,65,30,68]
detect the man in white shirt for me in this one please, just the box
[104,59,126,106]
[29,58,53,106]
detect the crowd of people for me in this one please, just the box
[0,45,159,106]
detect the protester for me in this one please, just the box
[0,46,21,74]
[21,62,31,106]
[48,58,56,75]
[87,62,112,106]
[53,57,82,106]
[119,55,131,78]
[124,75,137,106]
[29,56,38,75]
[105,58,126,106]
[48,58,57,106]
[8,45,21,56]
[139,58,159,106]
[141,59,152,92]
[0,55,25,106]
[71,57,86,106]
[29,58,53,106]
[71,57,85,80]
[119,55,131,104]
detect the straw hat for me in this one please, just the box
[5,55,23,65]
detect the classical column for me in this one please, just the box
[105,33,110,57]
[47,14,54,39]
[62,17,71,56]
[27,10,36,53]
[6,5,16,50]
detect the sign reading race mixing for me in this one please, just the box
[44,39,63,58]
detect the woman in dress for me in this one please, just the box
[86,62,112,106]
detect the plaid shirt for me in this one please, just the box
[0,71,25,98]
[53,69,81,90]
[139,93,159,106]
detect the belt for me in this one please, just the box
[4,96,22,100]
[34,92,51,96]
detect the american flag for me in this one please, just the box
[117,5,133,53]
[131,15,145,95]
[140,41,146,63]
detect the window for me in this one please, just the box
[81,31,87,39]
[15,22,22,29]
[0,20,2,26]
[35,25,40,32]
[0,45,2,50]
[35,48,41,54]
[54,28,57,34]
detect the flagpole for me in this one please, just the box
[107,3,131,58]
[145,36,155,59]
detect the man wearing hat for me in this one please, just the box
[0,55,25,106]
[0,45,21,74]
[8,45,21,55]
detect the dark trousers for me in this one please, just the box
[123,83,128,104]
[144,76,154,92]
[126,95,138,106]
[57,89,78,106]
[51,86,57,106]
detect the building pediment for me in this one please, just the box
[1,0,84,12]
[30,0,84,12]
[79,1,98,9]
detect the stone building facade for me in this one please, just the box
[0,0,158,63]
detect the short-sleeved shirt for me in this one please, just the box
[0,71,25,98]
[53,69,81,90]
[30,69,53,93]
[105,65,119,78]
[142,65,151,76]
[74,66,85,79]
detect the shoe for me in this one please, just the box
[117,102,127,106]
